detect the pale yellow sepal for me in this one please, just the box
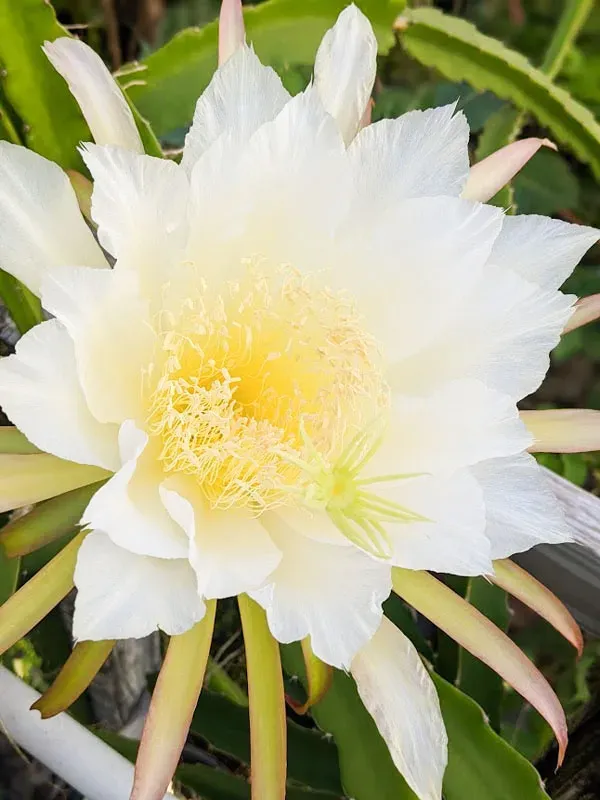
[492,559,583,655]
[131,601,216,800]
[0,532,86,657]
[521,408,600,453]
[32,639,115,718]
[287,637,332,714]
[392,567,568,765]
[1,480,105,559]
[239,594,287,800]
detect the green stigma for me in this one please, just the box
[292,417,430,559]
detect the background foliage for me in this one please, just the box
[1,0,599,798]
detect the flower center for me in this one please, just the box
[145,261,386,514]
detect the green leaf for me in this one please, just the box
[188,688,343,794]
[178,764,342,800]
[95,730,341,800]
[458,578,510,731]
[0,0,89,169]
[0,270,43,334]
[119,0,405,138]
[281,643,417,800]
[513,148,580,215]
[433,674,551,800]
[399,7,600,179]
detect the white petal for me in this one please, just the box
[160,481,281,598]
[41,266,155,424]
[384,379,530,475]
[351,617,446,800]
[342,196,503,362]
[181,44,289,173]
[471,452,571,559]
[44,38,143,153]
[186,88,347,279]
[375,471,491,576]
[314,5,377,145]
[81,144,188,280]
[250,508,391,669]
[347,104,470,216]
[394,267,574,401]
[0,142,107,294]
[73,531,205,641]
[489,214,599,291]
[82,422,189,559]
[0,319,119,470]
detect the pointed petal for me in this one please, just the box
[160,481,281,597]
[351,617,447,800]
[0,142,107,295]
[314,5,377,145]
[181,45,289,173]
[43,38,143,153]
[131,603,216,800]
[0,319,120,470]
[219,0,245,65]
[564,293,600,333]
[238,594,287,800]
[287,638,332,714]
[0,453,108,513]
[521,409,600,453]
[32,640,115,718]
[0,481,104,559]
[489,214,599,291]
[41,266,155,425]
[72,532,206,640]
[462,138,554,202]
[347,105,470,215]
[492,559,583,655]
[471,453,570,559]
[80,145,188,278]
[392,568,568,765]
[83,423,189,560]
[250,508,391,669]
[0,533,85,657]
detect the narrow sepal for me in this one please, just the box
[521,408,600,453]
[32,639,115,718]
[286,637,332,714]
[239,594,287,800]
[392,567,568,765]
[131,601,216,800]
[492,559,583,655]
[0,532,86,657]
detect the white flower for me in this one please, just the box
[0,5,598,799]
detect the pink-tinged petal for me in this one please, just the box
[44,38,143,153]
[287,638,332,715]
[239,594,287,800]
[359,98,374,131]
[392,567,568,765]
[564,294,600,333]
[521,409,600,453]
[0,453,109,513]
[131,602,216,800]
[0,533,86,657]
[462,138,555,202]
[32,640,115,718]
[492,559,583,655]
[218,0,245,65]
